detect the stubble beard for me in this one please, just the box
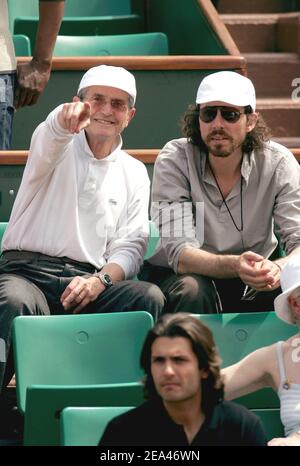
[205,130,243,158]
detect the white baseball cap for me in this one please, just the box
[196,71,256,111]
[274,254,300,325]
[77,65,137,104]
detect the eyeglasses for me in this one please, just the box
[199,106,246,124]
[85,94,129,112]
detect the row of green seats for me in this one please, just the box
[9,0,231,55]
[60,406,284,446]
[8,0,133,29]
[11,310,292,445]
[13,32,169,57]
[12,312,153,445]
[53,32,169,56]
[8,0,144,51]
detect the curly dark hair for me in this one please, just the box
[180,104,271,155]
[140,313,224,415]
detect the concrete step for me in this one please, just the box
[277,13,300,53]
[217,0,297,14]
[245,53,300,98]
[222,13,300,54]
[221,14,278,53]
[256,98,300,138]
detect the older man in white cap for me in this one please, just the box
[0,65,165,393]
[140,71,300,314]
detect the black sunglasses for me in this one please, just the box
[199,106,246,124]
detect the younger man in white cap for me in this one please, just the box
[140,71,300,314]
[0,65,165,393]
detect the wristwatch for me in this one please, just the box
[97,272,113,288]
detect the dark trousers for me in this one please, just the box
[139,261,281,315]
[0,253,165,392]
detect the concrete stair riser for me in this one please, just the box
[277,14,300,53]
[217,0,297,14]
[221,14,278,53]
[257,100,300,137]
[216,0,300,143]
[245,53,300,98]
[222,13,300,54]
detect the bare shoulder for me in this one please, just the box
[243,343,276,365]
[256,342,278,367]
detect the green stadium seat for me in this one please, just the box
[64,0,131,17]
[60,407,284,446]
[60,406,132,446]
[195,312,295,408]
[8,0,143,51]
[12,34,31,56]
[0,222,7,252]
[13,312,153,414]
[14,17,144,53]
[12,312,153,444]
[251,408,284,441]
[144,220,159,260]
[8,0,132,30]
[53,33,169,57]
[24,383,142,446]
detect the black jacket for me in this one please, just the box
[99,399,267,446]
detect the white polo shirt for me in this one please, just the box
[3,105,150,278]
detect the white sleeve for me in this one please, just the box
[24,104,73,182]
[105,163,150,279]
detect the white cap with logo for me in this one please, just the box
[77,65,137,104]
[196,71,256,111]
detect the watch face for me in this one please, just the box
[102,273,113,287]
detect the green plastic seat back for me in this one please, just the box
[8,0,131,30]
[194,312,295,408]
[9,0,143,48]
[144,220,159,260]
[24,383,143,446]
[12,34,31,56]
[63,0,131,16]
[14,16,143,51]
[0,223,7,252]
[7,0,38,31]
[53,32,169,56]
[251,408,284,441]
[12,311,153,414]
[61,406,132,446]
